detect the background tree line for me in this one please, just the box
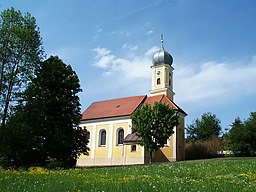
[185,112,256,160]
[0,8,89,168]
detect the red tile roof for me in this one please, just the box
[81,95,146,121]
[144,95,187,115]
[81,94,186,121]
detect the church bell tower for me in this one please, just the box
[150,35,175,101]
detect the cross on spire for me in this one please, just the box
[161,34,165,50]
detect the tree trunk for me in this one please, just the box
[0,61,5,94]
[149,151,153,163]
[1,64,18,126]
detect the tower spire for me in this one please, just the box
[151,35,175,100]
[161,34,164,50]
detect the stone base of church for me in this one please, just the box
[76,156,145,167]
[123,156,144,165]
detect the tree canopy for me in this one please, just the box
[0,56,89,168]
[186,112,221,141]
[131,102,179,163]
[228,112,256,155]
[0,7,44,126]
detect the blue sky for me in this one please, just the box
[1,0,256,132]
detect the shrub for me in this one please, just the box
[185,138,221,160]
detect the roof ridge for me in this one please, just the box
[159,94,165,102]
[93,95,146,103]
[133,94,148,111]
[163,95,187,116]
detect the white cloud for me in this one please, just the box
[146,30,154,35]
[111,31,130,36]
[175,58,256,106]
[122,43,139,51]
[92,46,158,80]
[92,48,115,69]
[92,47,256,109]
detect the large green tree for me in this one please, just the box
[131,102,179,163]
[1,56,89,168]
[186,112,221,141]
[0,7,44,126]
[25,56,89,167]
[228,117,248,155]
[0,104,44,167]
[229,113,256,155]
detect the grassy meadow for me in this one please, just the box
[0,157,255,192]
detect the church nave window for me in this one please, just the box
[99,129,106,147]
[117,128,124,145]
[87,131,90,141]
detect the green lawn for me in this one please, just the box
[0,157,256,192]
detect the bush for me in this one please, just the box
[45,160,66,170]
[185,138,221,160]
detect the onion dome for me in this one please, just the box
[152,49,173,66]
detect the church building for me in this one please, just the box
[77,39,187,166]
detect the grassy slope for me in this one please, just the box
[0,157,256,192]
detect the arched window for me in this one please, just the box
[117,128,124,145]
[99,129,106,146]
[87,131,90,141]
[157,78,161,85]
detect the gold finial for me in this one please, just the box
[161,34,164,50]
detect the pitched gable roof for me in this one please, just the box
[81,95,146,121]
[145,95,187,115]
[82,94,186,121]
[123,133,142,144]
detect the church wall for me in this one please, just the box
[159,136,174,157]
[95,124,110,158]
[125,144,143,157]
[80,125,93,158]
[112,122,129,158]
[78,113,185,166]
[77,118,141,166]
[125,144,144,164]
[150,134,175,162]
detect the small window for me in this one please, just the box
[87,131,90,141]
[99,129,106,146]
[157,78,161,85]
[117,128,124,145]
[131,145,136,152]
